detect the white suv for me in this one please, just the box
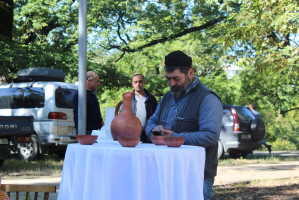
[0,68,78,160]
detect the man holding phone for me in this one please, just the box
[146,50,222,200]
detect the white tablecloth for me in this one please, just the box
[58,141,205,200]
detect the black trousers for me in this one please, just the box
[141,130,151,143]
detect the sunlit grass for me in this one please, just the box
[219,154,298,166]
[251,177,299,186]
[0,155,64,178]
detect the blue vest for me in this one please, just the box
[158,80,220,179]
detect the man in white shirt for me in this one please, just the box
[131,74,158,143]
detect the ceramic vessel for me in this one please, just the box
[117,136,140,147]
[111,92,142,141]
[163,136,185,147]
[76,135,98,145]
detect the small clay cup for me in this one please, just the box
[151,135,166,145]
[76,135,98,145]
[163,136,185,147]
[117,136,140,147]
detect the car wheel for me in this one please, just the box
[17,135,39,161]
[217,140,224,159]
[50,145,67,159]
[251,118,266,141]
[229,149,241,159]
[0,159,4,167]
[241,151,248,158]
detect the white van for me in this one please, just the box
[0,68,78,160]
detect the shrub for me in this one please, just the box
[271,138,297,151]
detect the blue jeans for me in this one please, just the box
[203,179,215,200]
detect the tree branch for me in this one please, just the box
[280,107,299,115]
[121,16,226,53]
[115,51,126,62]
[116,11,128,45]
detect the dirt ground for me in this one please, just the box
[213,177,299,200]
[215,160,299,186]
[215,151,299,185]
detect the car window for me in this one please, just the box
[55,87,77,108]
[222,108,232,123]
[0,88,45,109]
[234,107,256,121]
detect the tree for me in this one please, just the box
[219,0,298,114]
[0,0,79,82]
[87,0,229,61]
[0,0,14,83]
[1,0,297,114]
[0,0,14,40]
[1,0,231,81]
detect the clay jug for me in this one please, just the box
[111,92,142,141]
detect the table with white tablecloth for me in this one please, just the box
[58,141,205,200]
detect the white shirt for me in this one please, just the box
[135,93,147,129]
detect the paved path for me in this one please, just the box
[215,150,299,185]
[2,151,299,199]
[215,160,299,185]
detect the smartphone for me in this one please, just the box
[151,130,162,136]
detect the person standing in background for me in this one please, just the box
[131,74,158,143]
[72,71,104,135]
[249,103,260,118]
[249,103,272,153]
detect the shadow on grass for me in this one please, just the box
[213,179,299,200]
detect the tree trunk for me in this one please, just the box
[0,0,14,40]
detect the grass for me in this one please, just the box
[0,154,63,178]
[218,153,298,166]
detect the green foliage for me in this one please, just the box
[258,107,298,150]
[219,0,299,115]
[87,0,227,54]
[237,63,298,115]
[0,0,79,82]
[271,138,296,151]
[201,70,240,105]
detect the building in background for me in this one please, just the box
[223,64,242,79]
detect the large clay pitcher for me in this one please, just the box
[110,92,142,141]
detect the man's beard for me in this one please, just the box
[170,75,192,99]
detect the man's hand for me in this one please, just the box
[152,125,163,133]
[161,127,172,136]
[151,125,172,136]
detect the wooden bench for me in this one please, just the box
[0,184,56,200]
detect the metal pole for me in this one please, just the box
[78,0,87,135]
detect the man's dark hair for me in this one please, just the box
[131,74,145,81]
[164,50,192,75]
[164,65,192,75]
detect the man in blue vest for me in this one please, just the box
[145,50,223,200]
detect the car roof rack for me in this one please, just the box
[15,67,65,82]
